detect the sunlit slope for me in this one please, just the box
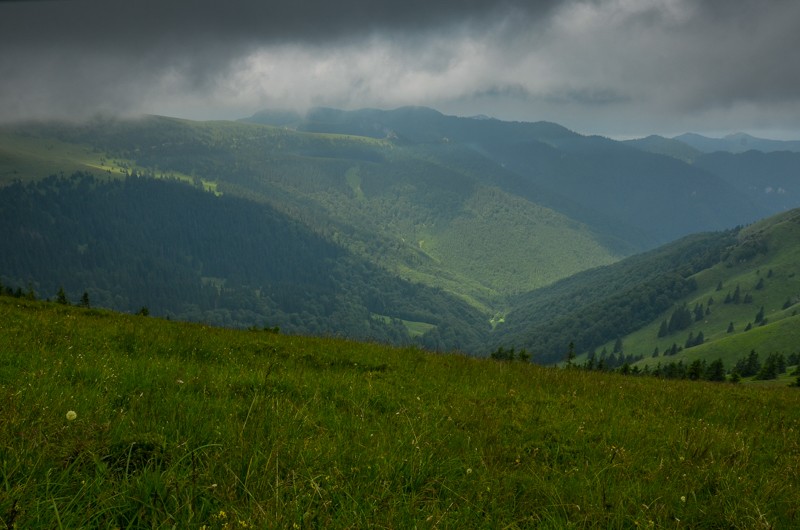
[0,129,126,181]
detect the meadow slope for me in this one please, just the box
[1,297,799,528]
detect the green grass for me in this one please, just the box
[2,297,800,527]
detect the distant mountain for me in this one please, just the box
[673,132,800,154]
[624,135,800,214]
[622,135,702,162]
[245,106,769,248]
[694,150,800,213]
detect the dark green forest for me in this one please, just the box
[0,173,489,351]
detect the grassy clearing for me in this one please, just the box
[372,313,437,337]
[0,132,124,183]
[2,297,800,527]
[0,130,218,195]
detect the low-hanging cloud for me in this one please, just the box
[1,0,799,137]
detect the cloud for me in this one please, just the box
[1,0,799,137]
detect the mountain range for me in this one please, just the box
[1,107,799,361]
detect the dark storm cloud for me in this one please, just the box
[0,0,560,120]
[0,0,559,68]
[1,0,800,137]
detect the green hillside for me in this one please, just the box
[0,116,620,313]
[517,208,800,374]
[496,229,739,363]
[2,296,800,527]
[620,209,800,369]
[500,206,800,370]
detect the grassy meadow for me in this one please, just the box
[1,296,800,528]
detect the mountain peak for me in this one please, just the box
[674,132,800,154]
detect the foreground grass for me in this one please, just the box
[1,298,799,528]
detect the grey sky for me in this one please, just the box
[1,0,799,138]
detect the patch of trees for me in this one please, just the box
[489,346,530,362]
[575,349,800,385]
[582,350,644,372]
[647,359,727,382]
[731,350,791,380]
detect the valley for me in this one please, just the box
[2,107,800,365]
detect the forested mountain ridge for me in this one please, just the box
[245,106,769,248]
[2,108,800,356]
[0,114,622,309]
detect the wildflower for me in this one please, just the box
[466,468,473,475]
[66,410,77,421]
[680,496,686,503]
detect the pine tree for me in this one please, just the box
[80,291,90,308]
[56,286,69,305]
[705,359,726,382]
[732,284,741,304]
[667,305,692,332]
[688,359,704,380]
[657,320,668,338]
[694,303,704,322]
[727,322,734,333]
[744,349,760,377]
[565,341,576,367]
